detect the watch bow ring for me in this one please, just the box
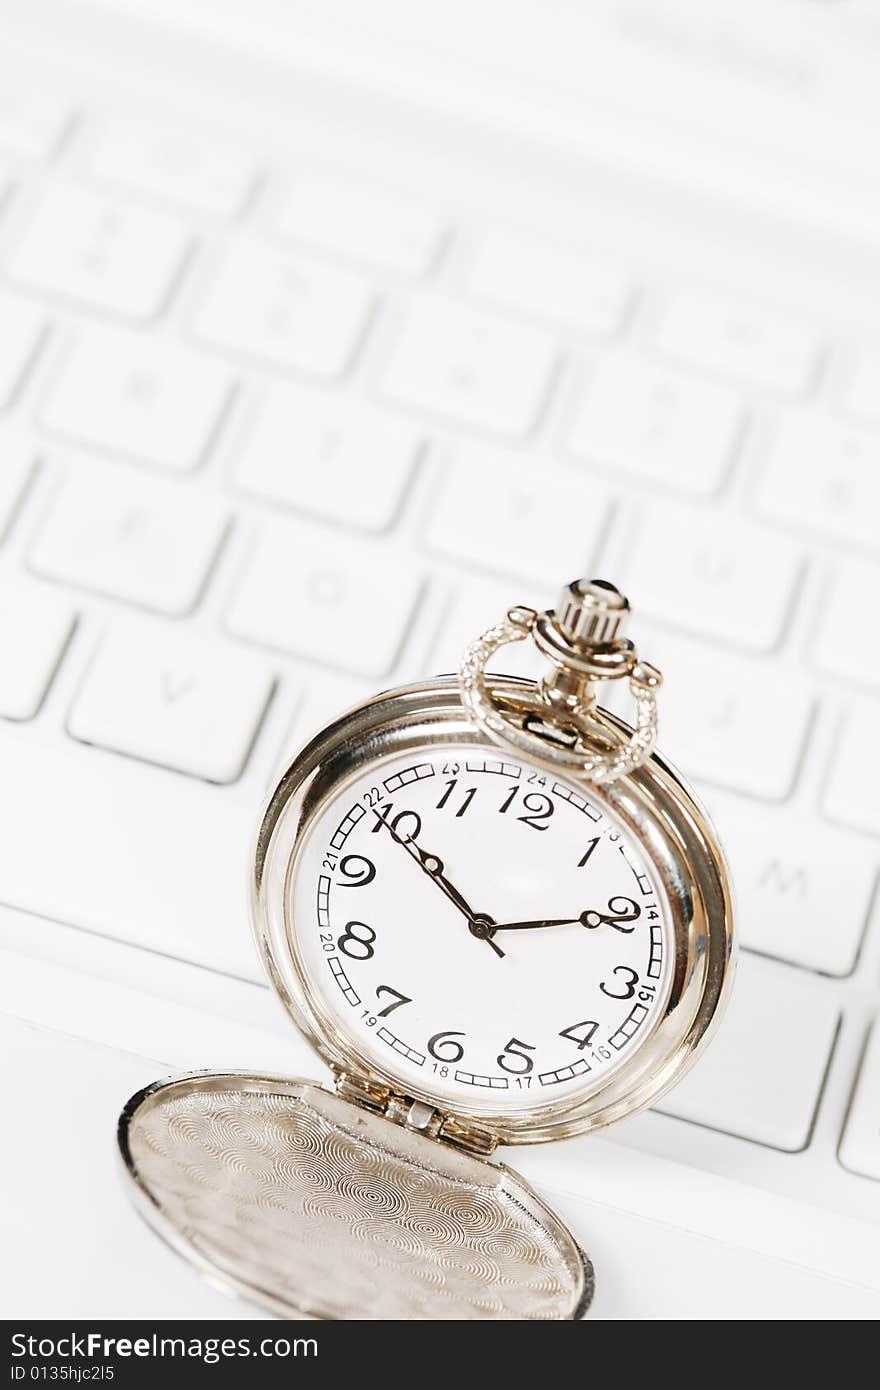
[459,578,663,783]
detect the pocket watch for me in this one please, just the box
[119,578,734,1321]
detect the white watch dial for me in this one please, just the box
[290,743,675,1116]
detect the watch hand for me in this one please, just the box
[492,898,641,934]
[369,807,505,958]
[490,916,580,932]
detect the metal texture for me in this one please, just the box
[459,579,662,783]
[253,673,734,1145]
[119,1073,593,1321]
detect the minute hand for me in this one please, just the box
[370,807,505,957]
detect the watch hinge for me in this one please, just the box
[333,1071,498,1156]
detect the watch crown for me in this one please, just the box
[555,578,630,649]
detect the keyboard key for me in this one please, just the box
[85,114,255,217]
[234,385,419,531]
[757,414,880,552]
[194,237,373,378]
[839,1020,880,1181]
[29,470,228,614]
[635,629,813,799]
[709,798,875,977]
[5,181,189,320]
[0,580,75,720]
[426,447,611,584]
[429,575,553,681]
[0,82,70,156]
[466,227,632,336]
[381,295,556,438]
[840,347,880,426]
[566,354,741,495]
[41,328,232,473]
[226,520,423,675]
[0,726,260,975]
[657,955,839,1150]
[276,170,443,276]
[68,621,275,783]
[824,701,880,835]
[0,429,36,538]
[815,558,880,691]
[279,671,374,769]
[0,292,45,408]
[624,505,801,651]
[654,288,820,394]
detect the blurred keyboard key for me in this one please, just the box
[824,702,880,835]
[756,414,880,552]
[277,171,443,276]
[0,580,75,719]
[638,630,813,799]
[625,505,801,651]
[226,520,423,675]
[0,293,45,408]
[710,798,874,976]
[0,430,35,538]
[0,82,70,156]
[277,671,374,770]
[0,728,262,975]
[427,447,610,583]
[567,354,740,495]
[381,295,556,438]
[42,329,231,473]
[194,237,373,378]
[430,575,553,681]
[815,558,880,691]
[840,347,880,426]
[839,1020,880,1181]
[654,288,820,394]
[466,228,631,335]
[85,114,255,217]
[657,954,839,1150]
[6,182,190,320]
[234,386,419,531]
[68,621,274,783]
[30,470,228,614]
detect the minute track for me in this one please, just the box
[295,745,674,1115]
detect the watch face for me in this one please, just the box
[288,741,675,1117]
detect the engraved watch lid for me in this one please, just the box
[119,1071,593,1321]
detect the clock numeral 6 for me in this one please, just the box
[337,920,376,961]
[428,1030,465,1063]
[497,1037,536,1074]
[599,965,640,1000]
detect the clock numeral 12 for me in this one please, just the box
[497,786,555,830]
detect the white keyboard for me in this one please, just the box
[0,64,879,1231]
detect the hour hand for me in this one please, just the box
[492,897,641,934]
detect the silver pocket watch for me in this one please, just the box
[119,578,734,1320]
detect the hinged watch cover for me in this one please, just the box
[118,1072,593,1320]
